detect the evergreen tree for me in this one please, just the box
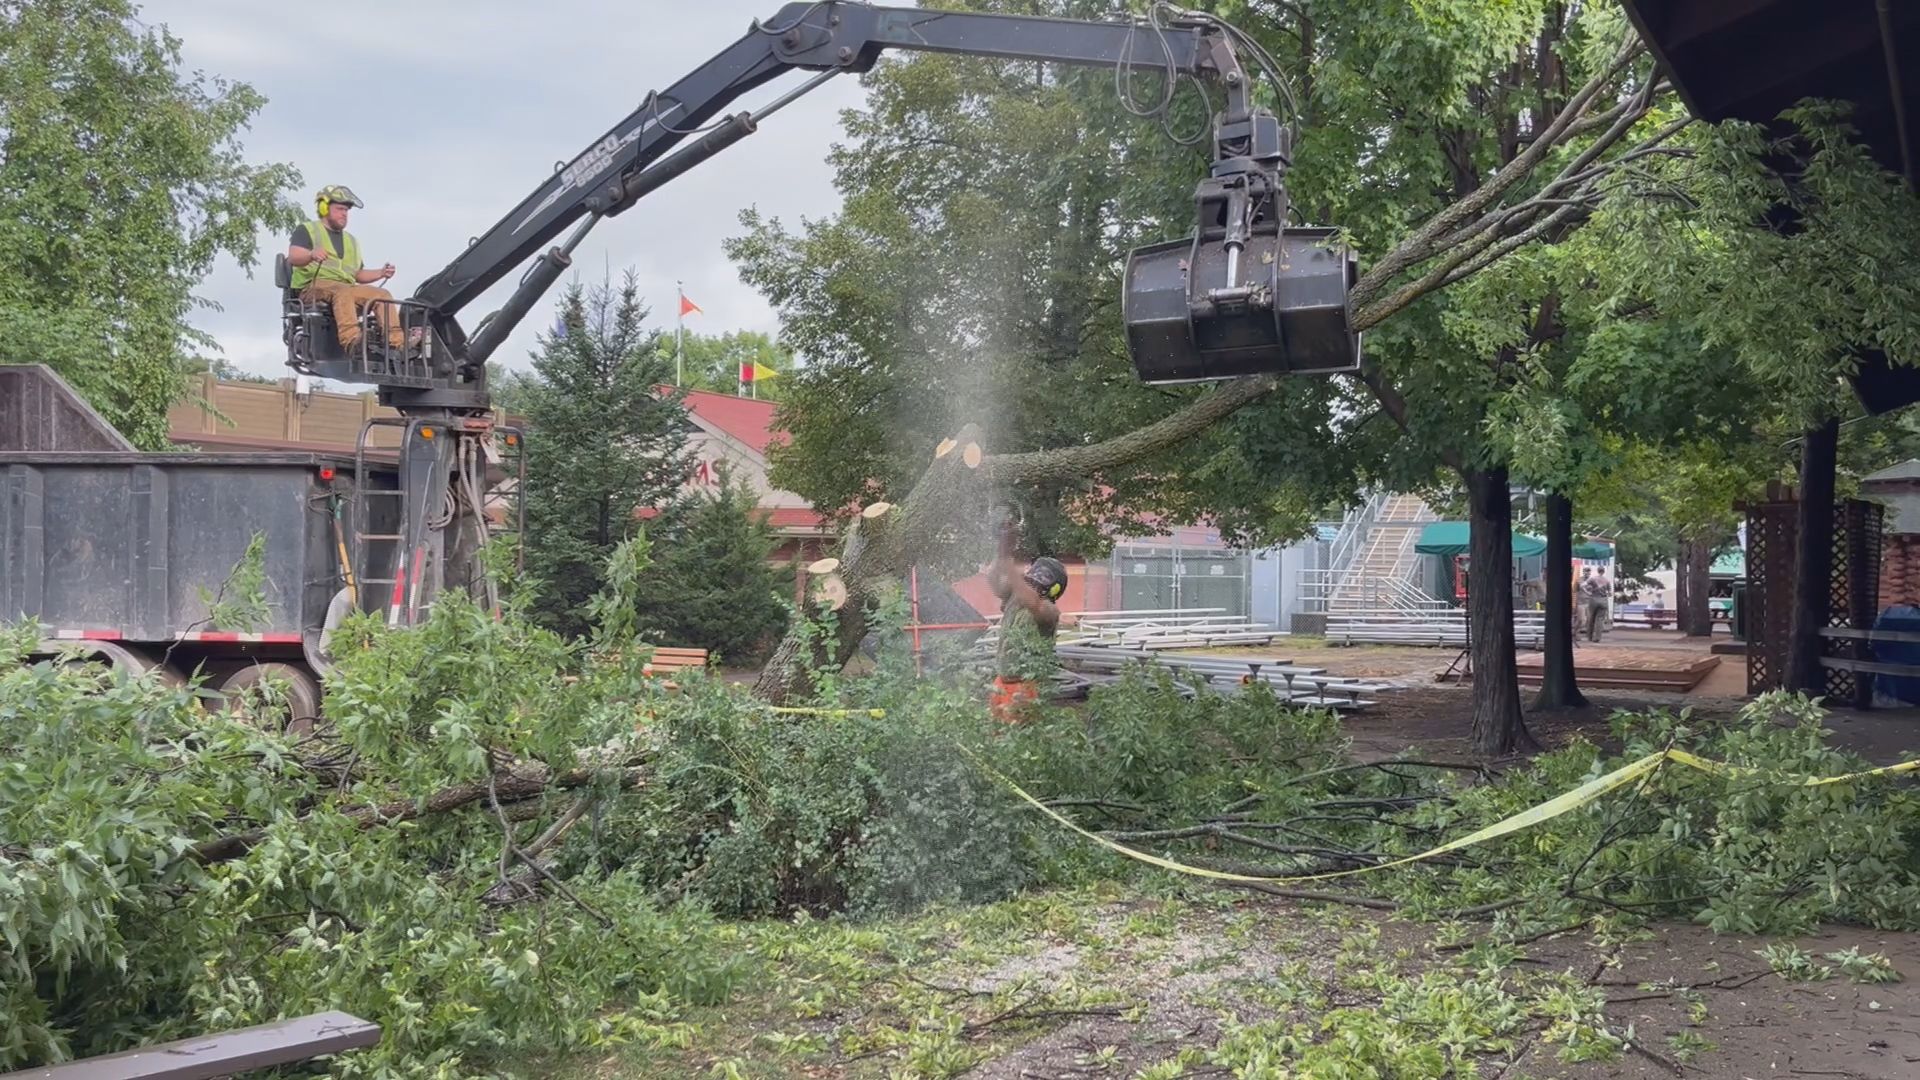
[638,471,791,661]
[520,273,691,637]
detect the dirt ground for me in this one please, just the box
[581,888,1920,1079]
[640,633,1920,1078]
[963,897,1920,1080]
[1189,629,1920,766]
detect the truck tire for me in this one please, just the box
[216,662,322,736]
[38,639,186,687]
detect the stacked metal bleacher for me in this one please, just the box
[968,607,1394,711]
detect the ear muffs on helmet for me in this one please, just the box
[315,185,362,219]
[1025,557,1067,601]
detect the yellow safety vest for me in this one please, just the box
[291,220,362,289]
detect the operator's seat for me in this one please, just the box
[275,253,332,369]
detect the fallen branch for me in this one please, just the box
[963,1000,1124,1037]
[1266,759,1493,792]
[189,762,645,865]
[1229,882,1399,910]
[486,771,612,928]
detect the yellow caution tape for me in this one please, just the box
[765,706,887,719]
[965,745,1920,886]
[1663,748,1920,786]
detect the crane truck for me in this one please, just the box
[0,3,1359,724]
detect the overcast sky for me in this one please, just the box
[141,0,870,378]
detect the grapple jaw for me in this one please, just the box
[1124,226,1360,384]
[1123,110,1360,385]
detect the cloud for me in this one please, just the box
[142,0,868,379]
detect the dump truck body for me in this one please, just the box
[1,367,388,700]
[2,449,347,646]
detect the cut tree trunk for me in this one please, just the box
[1679,537,1714,637]
[1786,417,1839,694]
[750,374,1292,704]
[1465,465,1532,755]
[1534,491,1586,710]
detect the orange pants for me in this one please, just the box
[989,676,1039,723]
[303,279,405,351]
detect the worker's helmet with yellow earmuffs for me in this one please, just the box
[314,184,363,217]
[1024,557,1067,602]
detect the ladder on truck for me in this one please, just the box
[349,415,524,627]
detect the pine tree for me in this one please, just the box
[638,471,791,662]
[520,272,691,637]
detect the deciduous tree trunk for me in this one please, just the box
[1679,537,1714,637]
[1534,491,1587,710]
[751,374,1290,703]
[1673,543,1694,633]
[1786,417,1839,694]
[1465,465,1533,755]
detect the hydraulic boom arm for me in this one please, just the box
[412,3,1269,372]
[296,2,1355,633]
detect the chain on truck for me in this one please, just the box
[0,2,1361,726]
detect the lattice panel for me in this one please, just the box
[1745,501,1793,693]
[1745,497,1884,699]
[1824,504,1858,702]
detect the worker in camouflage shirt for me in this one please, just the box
[987,518,1064,722]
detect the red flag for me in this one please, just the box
[678,292,702,317]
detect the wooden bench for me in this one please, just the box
[3,1011,380,1079]
[562,645,710,708]
[642,646,709,676]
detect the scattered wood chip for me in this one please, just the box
[935,438,957,459]
[807,557,841,575]
[962,442,982,468]
[861,501,893,519]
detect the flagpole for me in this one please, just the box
[675,280,684,386]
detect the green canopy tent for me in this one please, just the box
[1573,541,1614,560]
[1414,521,1546,558]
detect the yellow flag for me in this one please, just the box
[750,361,779,382]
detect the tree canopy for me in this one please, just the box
[675,329,794,402]
[0,0,298,447]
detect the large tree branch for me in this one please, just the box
[1351,38,1645,312]
[982,374,1281,485]
[189,760,647,865]
[1430,79,1672,257]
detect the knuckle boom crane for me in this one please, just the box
[281,2,1358,626]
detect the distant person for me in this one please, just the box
[987,518,1064,723]
[1581,567,1613,642]
[288,184,422,357]
[1520,573,1544,609]
[1574,567,1592,635]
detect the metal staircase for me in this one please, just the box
[1299,492,1442,616]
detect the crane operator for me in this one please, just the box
[987,518,1065,723]
[287,184,423,358]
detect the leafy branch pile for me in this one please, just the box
[1043,686,1920,935]
[5,545,1918,1075]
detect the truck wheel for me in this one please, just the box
[38,639,185,687]
[216,662,322,736]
